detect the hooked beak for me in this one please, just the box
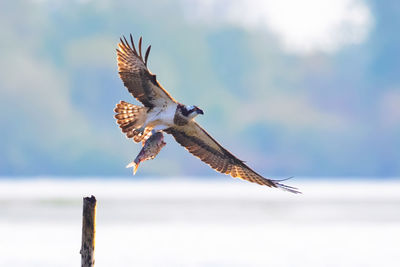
[196,107,204,115]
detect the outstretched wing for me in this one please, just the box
[116,34,176,108]
[165,122,300,194]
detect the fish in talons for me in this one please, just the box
[126,131,166,174]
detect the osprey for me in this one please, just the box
[114,35,300,194]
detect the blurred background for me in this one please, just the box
[0,0,399,266]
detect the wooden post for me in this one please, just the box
[80,195,97,267]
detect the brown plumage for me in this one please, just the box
[114,100,150,143]
[115,34,300,194]
[165,121,300,194]
[116,35,176,109]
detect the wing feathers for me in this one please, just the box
[138,36,143,60]
[166,122,300,194]
[129,35,138,56]
[144,45,151,67]
[116,34,176,107]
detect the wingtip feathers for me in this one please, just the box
[274,181,302,194]
[118,34,149,66]
[138,36,143,59]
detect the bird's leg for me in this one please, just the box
[134,127,145,136]
[151,124,168,132]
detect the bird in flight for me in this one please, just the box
[114,34,300,194]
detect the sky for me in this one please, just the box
[0,0,399,178]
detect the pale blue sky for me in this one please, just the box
[0,0,399,177]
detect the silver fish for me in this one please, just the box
[126,131,166,174]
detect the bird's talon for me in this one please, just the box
[136,127,145,136]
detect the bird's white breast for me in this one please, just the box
[145,103,177,130]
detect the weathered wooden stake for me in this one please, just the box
[80,195,97,267]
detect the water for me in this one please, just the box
[0,178,399,266]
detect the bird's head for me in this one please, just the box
[181,105,204,119]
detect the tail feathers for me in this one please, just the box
[114,101,148,142]
[126,161,140,175]
[139,127,154,145]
